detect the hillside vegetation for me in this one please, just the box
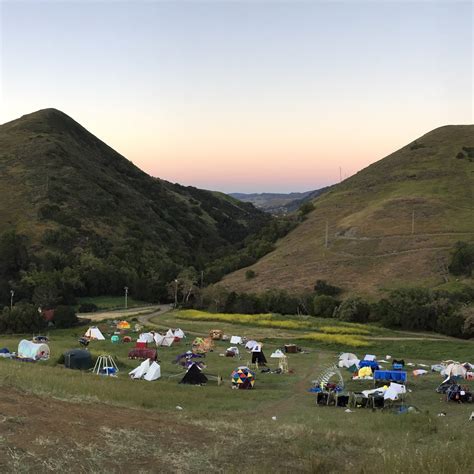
[0,108,270,304]
[223,125,474,296]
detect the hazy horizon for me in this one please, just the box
[1,0,472,193]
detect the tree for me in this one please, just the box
[312,295,339,318]
[54,305,78,328]
[334,297,370,323]
[448,241,474,276]
[314,280,342,296]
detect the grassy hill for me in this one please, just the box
[223,125,474,296]
[0,108,270,302]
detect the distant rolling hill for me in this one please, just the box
[223,125,474,296]
[230,188,329,215]
[0,109,270,300]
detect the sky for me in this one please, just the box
[0,0,472,193]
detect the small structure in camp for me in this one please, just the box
[271,349,288,373]
[231,366,255,389]
[180,362,208,385]
[251,343,267,367]
[128,347,157,361]
[209,329,223,340]
[84,327,105,341]
[18,340,50,360]
[129,358,161,381]
[174,351,205,368]
[138,332,155,344]
[154,333,175,347]
[192,337,213,354]
[441,363,467,380]
[117,320,131,330]
[64,349,93,370]
[93,355,118,376]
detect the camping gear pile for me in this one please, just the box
[209,329,223,340]
[174,351,205,369]
[231,366,255,389]
[129,359,161,381]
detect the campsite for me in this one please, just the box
[0,307,472,473]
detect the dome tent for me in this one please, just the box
[64,349,93,370]
[231,366,255,389]
[18,340,50,360]
[117,321,131,330]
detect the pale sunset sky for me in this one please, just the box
[0,0,472,192]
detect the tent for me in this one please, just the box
[442,363,467,380]
[226,346,239,357]
[64,349,93,370]
[231,366,255,389]
[245,340,258,350]
[339,352,360,369]
[180,363,208,385]
[138,333,155,343]
[117,321,131,330]
[153,333,174,347]
[230,336,243,345]
[174,328,185,339]
[165,329,175,338]
[84,327,105,340]
[18,340,50,360]
[271,349,286,358]
[129,359,151,379]
[144,362,161,381]
[251,344,267,365]
[357,366,373,378]
[384,382,406,400]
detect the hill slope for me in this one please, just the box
[0,109,270,300]
[222,125,474,296]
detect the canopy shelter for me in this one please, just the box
[64,349,92,370]
[180,363,208,385]
[18,340,50,360]
[84,327,105,340]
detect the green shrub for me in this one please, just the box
[334,297,370,323]
[78,303,98,313]
[54,305,78,329]
[448,241,474,276]
[312,295,339,318]
[314,280,342,296]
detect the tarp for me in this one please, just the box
[18,340,50,360]
[85,327,105,340]
[251,344,262,353]
[129,359,151,379]
[144,362,161,381]
[384,382,406,400]
[230,336,242,345]
[364,354,377,361]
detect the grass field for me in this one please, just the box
[0,309,472,472]
[76,295,153,311]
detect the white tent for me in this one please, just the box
[230,336,242,345]
[271,349,285,359]
[339,352,359,368]
[174,328,185,339]
[166,329,175,338]
[129,359,150,379]
[18,340,50,360]
[245,340,258,350]
[85,327,105,340]
[144,362,161,381]
[442,363,467,380]
[154,333,164,346]
[138,332,155,343]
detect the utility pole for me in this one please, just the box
[411,210,415,235]
[174,279,178,309]
[10,290,14,311]
[200,270,204,289]
[325,221,329,248]
[124,286,128,309]
[339,167,342,183]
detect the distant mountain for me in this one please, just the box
[230,188,329,215]
[223,125,474,296]
[0,108,270,302]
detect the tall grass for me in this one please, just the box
[301,332,370,347]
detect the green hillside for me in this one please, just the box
[223,125,474,296]
[0,108,270,303]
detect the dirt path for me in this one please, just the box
[78,304,162,321]
[137,304,172,326]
